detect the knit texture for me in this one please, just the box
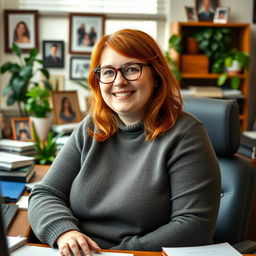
[28,112,221,251]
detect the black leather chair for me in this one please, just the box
[183,97,256,253]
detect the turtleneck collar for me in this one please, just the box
[117,117,144,133]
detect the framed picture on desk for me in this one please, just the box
[11,117,33,141]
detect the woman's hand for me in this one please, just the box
[57,230,101,256]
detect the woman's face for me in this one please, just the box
[17,23,26,35]
[99,47,156,125]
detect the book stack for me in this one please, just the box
[0,139,37,156]
[0,152,35,182]
[238,131,256,159]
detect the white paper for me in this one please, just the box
[16,196,29,209]
[162,242,242,256]
[7,236,27,252]
[11,245,134,256]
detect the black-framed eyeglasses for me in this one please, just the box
[94,62,151,84]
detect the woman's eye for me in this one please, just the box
[125,66,139,73]
[102,69,115,76]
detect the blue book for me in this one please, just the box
[0,181,25,202]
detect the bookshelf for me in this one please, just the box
[171,22,251,130]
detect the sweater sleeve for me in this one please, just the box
[111,123,221,251]
[28,118,89,247]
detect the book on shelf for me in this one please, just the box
[0,139,35,152]
[237,132,256,159]
[188,86,224,98]
[0,152,34,170]
[0,165,35,182]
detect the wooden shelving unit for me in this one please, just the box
[171,22,251,131]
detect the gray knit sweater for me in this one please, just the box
[28,112,221,251]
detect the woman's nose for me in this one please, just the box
[113,71,128,87]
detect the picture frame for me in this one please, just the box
[43,40,65,68]
[195,0,218,22]
[184,6,198,21]
[11,117,33,141]
[69,13,105,54]
[52,91,83,124]
[70,56,90,80]
[4,9,39,53]
[213,7,230,24]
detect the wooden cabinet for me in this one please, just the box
[171,22,251,130]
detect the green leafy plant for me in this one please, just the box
[194,27,232,69]
[0,43,51,116]
[215,49,250,89]
[25,86,51,117]
[165,34,182,80]
[33,125,60,165]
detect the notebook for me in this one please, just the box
[0,181,26,202]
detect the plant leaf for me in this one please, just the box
[230,77,240,90]
[12,43,22,56]
[217,73,228,86]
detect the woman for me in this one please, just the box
[58,97,77,123]
[13,21,30,44]
[28,29,221,256]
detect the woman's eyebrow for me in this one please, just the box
[100,61,138,68]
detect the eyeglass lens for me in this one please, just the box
[96,63,144,84]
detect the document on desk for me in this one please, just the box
[162,242,242,256]
[11,245,134,256]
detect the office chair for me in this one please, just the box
[183,97,256,253]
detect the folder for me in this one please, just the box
[0,181,26,202]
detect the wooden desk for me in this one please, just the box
[7,165,49,237]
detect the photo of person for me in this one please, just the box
[70,57,90,80]
[11,118,33,141]
[4,10,39,53]
[77,23,86,46]
[185,6,198,21]
[196,0,218,21]
[52,91,83,124]
[59,97,77,123]
[43,41,64,68]
[213,7,230,23]
[69,13,105,54]
[13,21,30,44]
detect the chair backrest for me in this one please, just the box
[183,97,256,245]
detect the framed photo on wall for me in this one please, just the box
[52,91,83,124]
[70,56,90,80]
[213,7,230,24]
[195,0,218,21]
[11,117,33,141]
[254,0,256,23]
[69,13,105,54]
[43,40,65,68]
[4,9,39,53]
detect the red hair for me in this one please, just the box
[88,29,182,141]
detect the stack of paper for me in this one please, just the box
[162,242,242,256]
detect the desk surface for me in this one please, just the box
[7,165,49,237]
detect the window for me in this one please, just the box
[20,0,167,45]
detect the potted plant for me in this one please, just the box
[194,27,232,70]
[0,43,51,116]
[25,86,52,141]
[214,48,250,89]
[165,34,182,80]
